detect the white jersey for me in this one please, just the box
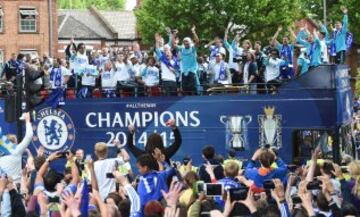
[265,57,282,82]
[114,61,132,82]
[101,69,117,89]
[141,66,160,86]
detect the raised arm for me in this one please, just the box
[287,26,297,43]
[34,152,60,194]
[340,6,348,34]
[13,113,33,156]
[223,26,232,50]
[191,25,200,45]
[126,125,146,158]
[272,26,283,45]
[164,119,182,159]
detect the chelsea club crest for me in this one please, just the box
[32,107,75,153]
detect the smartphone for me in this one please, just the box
[263,180,275,190]
[307,180,322,190]
[106,173,115,179]
[58,151,68,158]
[291,194,302,204]
[48,196,60,203]
[229,187,249,201]
[204,183,223,197]
[85,154,92,162]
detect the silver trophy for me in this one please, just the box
[220,115,252,151]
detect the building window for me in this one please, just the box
[19,8,38,33]
[0,8,3,32]
[20,49,38,58]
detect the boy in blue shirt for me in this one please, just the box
[331,6,348,64]
[136,154,176,212]
[244,148,287,190]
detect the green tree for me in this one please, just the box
[135,0,304,46]
[301,0,360,44]
[58,0,125,10]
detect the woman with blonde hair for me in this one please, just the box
[344,160,360,209]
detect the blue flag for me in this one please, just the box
[45,88,65,109]
[0,128,16,157]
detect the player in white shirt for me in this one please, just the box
[141,56,160,87]
[264,49,283,93]
[113,53,136,96]
[101,61,117,98]
[208,53,232,85]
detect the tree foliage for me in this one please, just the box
[302,0,360,44]
[135,0,359,46]
[57,0,125,10]
[135,0,304,45]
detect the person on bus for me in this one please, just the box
[208,52,232,85]
[127,119,182,170]
[272,26,296,79]
[174,25,200,95]
[330,6,349,64]
[296,25,322,68]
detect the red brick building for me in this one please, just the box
[0,0,58,66]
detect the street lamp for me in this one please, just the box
[323,0,327,26]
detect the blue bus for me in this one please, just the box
[1,64,355,165]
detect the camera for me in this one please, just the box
[106,173,115,179]
[229,187,249,201]
[307,179,322,190]
[196,181,223,196]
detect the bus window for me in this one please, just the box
[293,129,333,164]
[340,124,354,157]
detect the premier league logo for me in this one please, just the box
[32,107,75,153]
[258,106,282,149]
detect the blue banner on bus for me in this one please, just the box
[30,93,338,164]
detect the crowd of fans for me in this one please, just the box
[0,7,351,103]
[0,113,359,217]
[0,5,357,217]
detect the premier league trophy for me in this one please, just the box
[258,106,282,149]
[220,115,252,151]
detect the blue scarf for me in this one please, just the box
[330,31,337,56]
[309,42,316,59]
[218,61,227,81]
[50,67,62,88]
[346,32,353,50]
[280,44,292,63]
[159,51,179,72]
[210,46,220,59]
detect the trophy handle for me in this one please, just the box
[220,116,227,125]
[245,115,252,124]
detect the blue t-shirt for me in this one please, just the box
[178,45,198,75]
[296,31,322,67]
[334,15,348,52]
[137,168,175,211]
[297,54,310,75]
